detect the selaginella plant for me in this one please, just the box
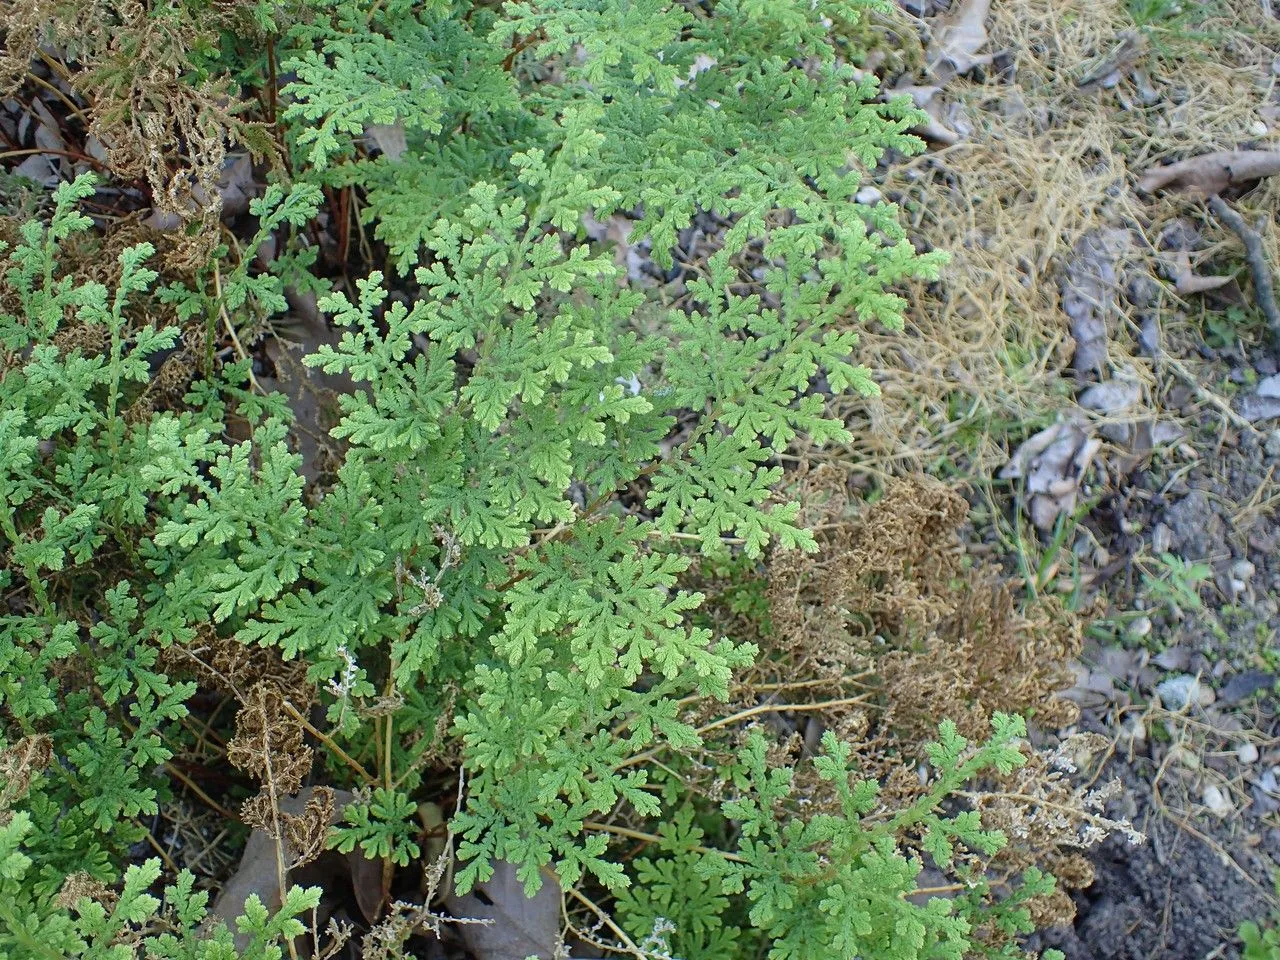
[1,2,1120,958]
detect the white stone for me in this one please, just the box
[1169,745,1200,770]
[1237,742,1260,764]
[1157,674,1214,710]
[1119,716,1147,744]
[1202,784,1233,816]
[1232,559,1256,582]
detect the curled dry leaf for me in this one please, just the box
[1077,32,1145,90]
[14,98,68,186]
[926,0,993,82]
[1000,415,1102,530]
[364,122,408,162]
[582,211,649,283]
[261,291,355,485]
[1062,228,1132,375]
[1078,376,1141,416]
[1166,249,1232,295]
[891,83,960,145]
[1137,149,1280,197]
[1239,373,1280,422]
[1077,370,1173,454]
[214,153,257,219]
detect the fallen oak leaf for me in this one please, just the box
[1138,149,1280,198]
[1077,32,1145,90]
[1000,415,1102,531]
[1062,228,1133,375]
[1240,373,1280,422]
[1175,274,1231,295]
[364,122,408,162]
[1078,376,1141,416]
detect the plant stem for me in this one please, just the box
[582,820,748,864]
[565,887,645,960]
[280,700,375,784]
[617,694,872,771]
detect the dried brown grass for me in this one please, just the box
[830,0,1280,477]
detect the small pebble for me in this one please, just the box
[1261,768,1280,794]
[1152,523,1172,555]
[1231,559,1256,582]
[1119,716,1147,744]
[1238,742,1261,764]
[1250,120,1270,137]
[1202,784,1233,816]
[1169,744,1200,770]
[855,186,883,205]
[1127,616,1153,640]
[1153,647,1190,671]
[1157,674,1215,710]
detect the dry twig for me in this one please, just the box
[1206,194,1280,345]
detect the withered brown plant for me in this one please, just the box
[0,734,53,823]
[0,0,278,259]
[242,785,336,871]
[696,469,1134,925]
[228,681,313,803]
[760,469,1081,743]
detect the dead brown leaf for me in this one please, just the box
[1000,416,1102,530]
[444,861,562,960]
[1078,376,1142,416]
[1062,228,1132,375]
[1240,373,1280,422]
[892,83,961,145]
[927,0,993,81]
[261,291,355,485]
[1137,150,1280,198]
[1077,31,1145,89]
[14,98,68,186]
[1169,249,1232,295]
[364,122,407,162]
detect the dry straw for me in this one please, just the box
[828,0,1280,477]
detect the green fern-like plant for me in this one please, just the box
[0,2,1089,958]
[248,0,945,898]
[0,173,323,957]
